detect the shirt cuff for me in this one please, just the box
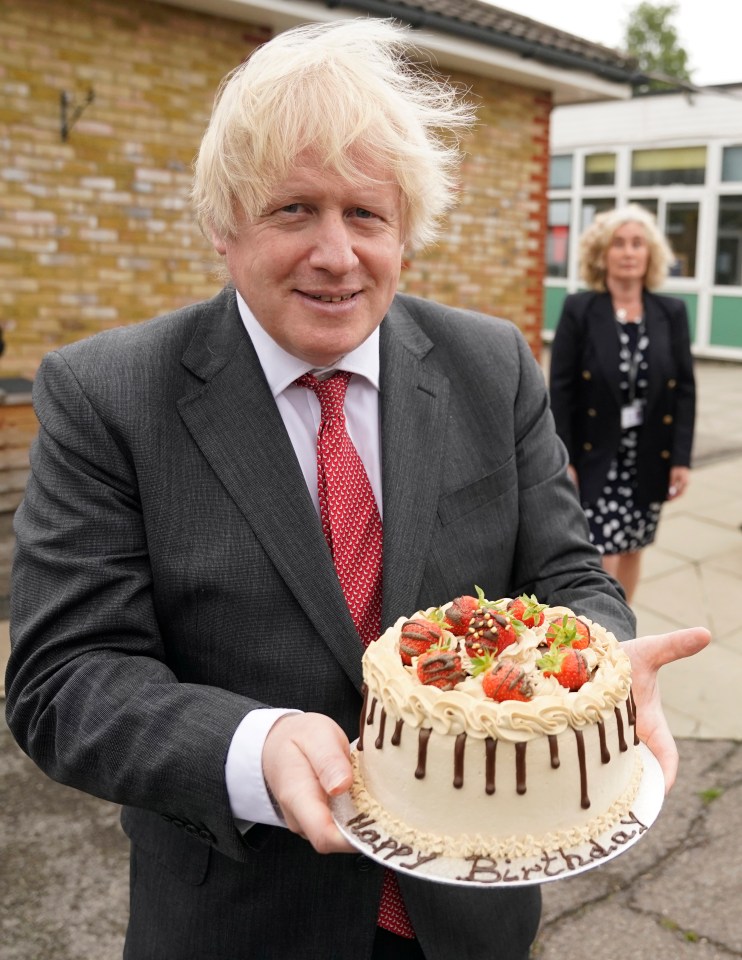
[225,707,301,828]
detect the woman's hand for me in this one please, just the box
[668,465,690,500]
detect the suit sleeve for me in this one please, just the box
[670,302,696,467]
[5,351,261,861]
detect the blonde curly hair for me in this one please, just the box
[192,18,476,251]
[579,204,676,291]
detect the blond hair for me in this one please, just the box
[192,18,476,250]
[580,204,676,290]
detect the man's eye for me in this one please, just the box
[354,208,376,219]
[280,203,302,214]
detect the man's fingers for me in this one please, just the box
[625,626,711,670]
[263,713,355,854]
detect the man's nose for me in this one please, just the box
[308,215,359,273]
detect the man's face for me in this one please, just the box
[212,156,405,367]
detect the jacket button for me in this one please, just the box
[663,414,673,424]
[356,855,375,872]
[583,442,592,451]
[668,378,677,388]
[661,450,671,459]
[582,370,592,380]
[587,408,597,417]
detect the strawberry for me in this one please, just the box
[465,606,523,659]
[545,614,591,650]
[399,616,446,665]
[479,660,533,702]
[416,646,467,691]
[507,593,547,628]
[444,585,486,636]
[537,646,590,691]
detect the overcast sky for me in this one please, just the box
[486,0,742,85]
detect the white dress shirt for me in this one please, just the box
[224,291,382,826]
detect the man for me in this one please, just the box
[5,19,708,960]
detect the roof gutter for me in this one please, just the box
[325,0,646,86]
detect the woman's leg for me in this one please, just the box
[602,550,642,604]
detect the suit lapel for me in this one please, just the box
[177,290,364,689]
[378,299,450,626]
[590,293,623,409]
[642,294,671,411]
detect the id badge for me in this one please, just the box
[621,400,644,430]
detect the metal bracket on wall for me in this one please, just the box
[60,88,95,142]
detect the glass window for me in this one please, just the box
[630,197,659,217]
[546,199,571,278]
[715,196,742,286]
[666,202,699,277]
[549,155,573,189]
[631,147,706,186]
[584,153,616,187]
[580,198,614,231]
[722,146,742,182]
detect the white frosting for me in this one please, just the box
[353,601,641,859]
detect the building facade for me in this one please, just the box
[545,85,742,359]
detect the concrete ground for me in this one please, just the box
[1,359,741,958]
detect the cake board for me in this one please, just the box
[330,742,664,887]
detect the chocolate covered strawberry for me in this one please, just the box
[538,646,590,691]
[545,614,591,650]
[444,586,486,636]
[479,659,533,702]
[507,593,547,628]
[416,646,467,691]
[465,606,523,658]
[399,615,446,665]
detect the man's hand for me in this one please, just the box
[623,627,711,791]
[262,712,355,854]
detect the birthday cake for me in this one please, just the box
[351,592,642,860]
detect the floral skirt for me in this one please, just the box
[581,428,662,556]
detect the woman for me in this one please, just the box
[549,204,695,603]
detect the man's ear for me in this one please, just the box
[210,230,227,255]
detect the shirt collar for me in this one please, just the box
[235,290,380,397]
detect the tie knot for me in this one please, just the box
[295,371,351,422]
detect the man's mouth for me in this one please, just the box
[306,292,356,303]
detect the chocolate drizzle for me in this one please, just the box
[485,737,497,795]
[515,742,527,795]
[614,706,627,752]
[415,728,432,779]
[363,691,637,813]
[597,720,611,764]
[358,684,368,751]
[454,733,467,788]
[392,718,404,746]
[574,729,590,808]
[375,708,387,750]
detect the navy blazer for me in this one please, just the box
[7,288,635,960]
[549,290,695,506]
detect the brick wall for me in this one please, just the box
[0,0,550,381]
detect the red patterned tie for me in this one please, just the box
[295,371,415,940]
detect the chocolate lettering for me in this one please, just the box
[539,849,567,878]
[398,851,440,871]
[558,847,590,871]
[457,857,503,884]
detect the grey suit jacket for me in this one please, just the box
[6,287,634,960]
